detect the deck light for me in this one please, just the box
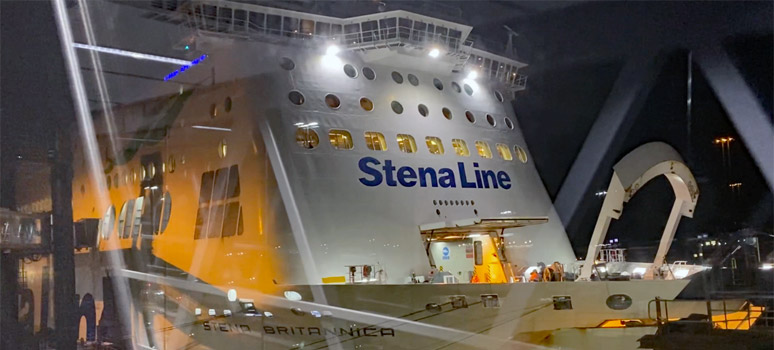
[428,48,440,58]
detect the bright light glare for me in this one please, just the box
[284,291,302,301]
[466,70,478,80]
[72,43,190,65]
[428,48,440,58]
[761,264,773,270]
[673,269,689,279]
[321,54,342,70]
[326,45,341,56]
[632,267,647,275]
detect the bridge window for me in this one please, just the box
[451,82,461,93]
[391,71,403,84]
[465,111,475,124]
[391,101,403,114]
[425,137,444,155]
[295,127,319,149]
[325,94,341,109]
[195,165,243,239]
[328,130,353,150]
[343,64,358,78]
[514,145,528,163]
[475,141,492,159]
[418,104,429,117]
[396,134,417,153]
[442,108,452,120]
[362,67,376,80]
[360,97,374,111]
[496,144,513,161]
[364,132,387,151]
[99,205,115,240]
[452,139,470,157]
[159,192,171,234]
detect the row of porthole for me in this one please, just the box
[434,200,474,206]
[104,155,182,190]
[289,91,514,130]
[297,128,528,163]
[278,57,506,103]
[209,96,233,119]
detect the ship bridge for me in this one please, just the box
[122,0,528,94]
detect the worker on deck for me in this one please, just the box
[529,269,539,282]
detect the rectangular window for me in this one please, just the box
[247,12,265,33]
[496,143,513,161]
[194,165,243,239]
[452,139,470,157]
[396,134,417,153]
[131,197,144,238]
[475,141,493,159]
[364,132,387,151]
[425,136,444,155]
[328,130,353,150]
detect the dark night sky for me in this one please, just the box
[1,1,771,260]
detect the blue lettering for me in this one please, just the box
[383,160,397,187]
[358,157,382,186]
[418,167,438,187]
[459,162,476,188]
[497,171,511,189]
[397,166,417,187]
[481,170,497,189]
[438,168,456,188]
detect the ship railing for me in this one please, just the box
[648,297,770,333]
[597,248,627,263]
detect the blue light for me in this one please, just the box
[185,45,190,50]
[164,54,207,81]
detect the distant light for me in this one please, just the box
[326,45,341,56]
[632,267,646,276]
[428,48,440,58]
[223,309,232,316]
[284,291,302,301]
[194,308,202,316]
[699,253,703,257]
[595,191,607,197]
[693,254,698,258]
[466,70,478,80]
[263,311,274,317]
[673,269,689,279]
[614,238,619,243]
[227,289,237,302]
[711,240,717,246]
[311,310,322,318]
[185,45,190,50]
[208,309,216,316]
[761,264,773,270]
[468,234,482,238]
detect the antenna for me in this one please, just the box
[503,25,519,58]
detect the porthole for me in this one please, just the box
[209,103,218,118]
[167,155,176,174]
[391,101,404,114]
[159,192,172,234]
[132,169,137,182]
[425,136,444,155]
[396,134,417,153]
[606,294,633,310]
[328,129,354,150]
[407,74,419,86]
[279,57,295,70]
[296,128,319,149]
[99,205,116,240]
[464,84,474,96]
[360,97,374,111]
[514,145,528,163]
[452,139,470,157]
[218,139,227,158]
[496,143,513,161]
[364,131,387,151]
[418,104,429,117]
[451,82,461,93]
[465,111,475,124]
[504,117,514,130]
[433,200,437,205]
[325,94,341,109]
[224,97,232,112]
[141,166,147,180]
[442,107,452,120]
[343,64,358,78]
[391,71,403,84]
[433,78,443,91]
[149,163,156,178]
[494,90,504,102]
[288,91,305,105]
[475,141,493,159]
[362,67,376,80]
[486,114,496,127]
